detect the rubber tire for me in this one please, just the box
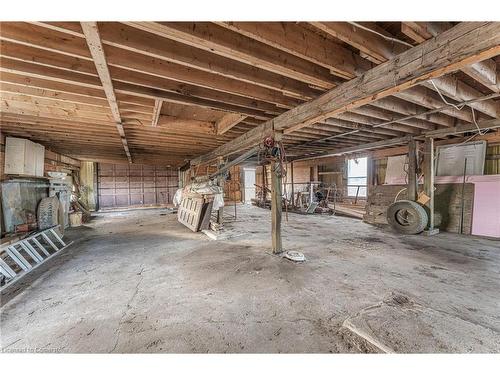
[38,196,60,230]
[387,200,428,235]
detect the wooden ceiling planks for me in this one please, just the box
[1,21,499,166]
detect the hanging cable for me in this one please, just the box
[347,22,414,48]
[430,79,487,136]
[429,80,467,111]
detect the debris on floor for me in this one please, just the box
[339,292,500,353]
[283,250,306,262]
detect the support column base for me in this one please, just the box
[422,228,440,236]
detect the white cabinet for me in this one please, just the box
[4,137,45,177]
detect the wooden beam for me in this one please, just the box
[407,139,418,201]
[422,137,437,234]
[151,99,162,127]
[310,22,406,64]
[124,22,337,90]
[31,22,322,100]
[216,21,475,128]
[296,118,500,161]
[425,118,500,138]
[80,22,132,163]
[313,22,499,118]
[216,22,371,80]
[157,115,216,134]
[216,157,225,224]
[193,22,500,165]
[216,113,247,135]
[401,22,499,93]
[271,131,283,254]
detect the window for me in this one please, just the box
[347,157,367,197]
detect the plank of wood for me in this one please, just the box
[80,22,132,163]
[401,22,499,93]
[216,113,247,135]
[313,22,499,118]
[125,22,338,90]
[216,22,371,80]
[193,23,500,165]
[151,99,162,127]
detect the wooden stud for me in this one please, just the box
[271,131,283,254]
[407,138,418,202]
[422,137,439,235]
[290,160,295,207]
[271,159,283,254]
[217,157,225,225]
[151,99,162,127]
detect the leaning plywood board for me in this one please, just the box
[384,155,407,184]
[436,141,486,176]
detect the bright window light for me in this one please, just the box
[347,157,367,198]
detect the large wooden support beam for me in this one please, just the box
[193,22,500,165]
[317,22,499,118]
[270,132,284,254]
[402,22,499,93]
[271,158,283,254]
[217,157,225,225]
[81,22,132,163]
[216,22,371,80]
[407,139,418,202]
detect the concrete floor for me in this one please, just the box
[1,205,499,353]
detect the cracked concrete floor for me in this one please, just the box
[1,205,499,353]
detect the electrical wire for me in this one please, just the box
[331,22,489,141]
[347,22,415,48]
[429,79,487,137]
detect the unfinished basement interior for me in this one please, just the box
[1,20,500,354]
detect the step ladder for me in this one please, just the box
[0,226,73,290]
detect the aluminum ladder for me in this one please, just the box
[0,226,72,289]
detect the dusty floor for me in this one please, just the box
[1,205,499,353]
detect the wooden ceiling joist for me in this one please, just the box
[192,22,500,165]
[151,99,162,127]
[1,21,499,166]
[312,21,499,118]
[124,22,338,90]
[80,21,132,163]
[205,20,480,129]
[1,22,481,132]
[401,22,499,93]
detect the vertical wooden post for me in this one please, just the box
[271,159,283,254]
[262,165,267,203]
[366,155,374,198]
[217,157,224,224]
[271,131,283,254]
[290,161,295,207]
[407,138,418,202]
[423,137,439,235]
